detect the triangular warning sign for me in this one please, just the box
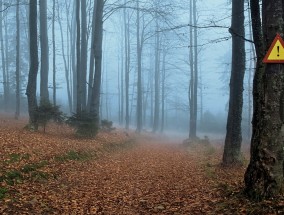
[263,33,284,63]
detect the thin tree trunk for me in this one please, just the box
[4,14,9,106]
[15,0,20,119]
[153,11,160,133]
[81,0,87,111]
[52,0,56,105]
[87,0,97,110]
[124,3,130,129]
[0,0,7,111]
[160,48,166,133]
[136,0,142,133]
[193,0,198,137]
[189,0,195,138]
[58,2,72,113]
[76,0,81,114]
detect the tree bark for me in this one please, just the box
[136,0,143,133]
[89,0,104,128]
[245,0,284,199]
[76,0,81,114]
[39,0,49,104]
[222,0,245,165]
[153,10,160,133]
[15,0,20,119]
[81,0,87,111]
[52,0,56,105]
[26,0,39,130]
[0,0,7,111]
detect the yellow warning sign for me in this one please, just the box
[263,33,284,63]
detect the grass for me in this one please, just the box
[54,150,95,162]
[5,153,30,164]
[0,187,8,200]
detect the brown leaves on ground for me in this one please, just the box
[0,116,283,214]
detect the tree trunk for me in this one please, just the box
[87,0,97,110]
[153,11,160,133]
[189,0,195,139]
[52,0,56,105]
[136,0,143,133]
[124,4,130,129]
[15,0,20,119]
[58,2,72,113]
[76,0,81,114]
[39,0,49,104]
[89,0,104,128]
[222,0,245,166]
[81,0,87,111]
[160,48,166,133]
[193,0,198,137]
[26,0,39,130]
[245,0,284,199]
[0,0,7,111]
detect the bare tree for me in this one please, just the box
[222,0,245,165]
[26,0,39,130]
[39,0,49,104]
[15,0,20,119]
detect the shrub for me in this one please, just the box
[67,112,99,137]
[101,119,115,132]
[37,101,65,132]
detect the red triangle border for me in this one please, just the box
[263,33,284,63]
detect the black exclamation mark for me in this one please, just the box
[277,46,280,57]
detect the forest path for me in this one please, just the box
[49,139,218,214]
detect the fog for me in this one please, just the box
[0,0,253,140]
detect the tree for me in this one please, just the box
[39,0,49,104]
[26,0,39,130]
[15,0,20,119]
[136,0,143,133]
[189,0,198,139]
[222,0,245,165]
[152,2,161,133]
[245,0,284,199]
[0,0,8,111]
[76,0,81,114]
[89,0,104,130]
[52,0,56,105]
[81,0,87,111]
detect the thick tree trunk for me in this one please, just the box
[89,0,104,128]
[15,0,20,119]
[222,0,245,165]
[26,0,39,130]
[245,0,284,199]
[39,0,49,104]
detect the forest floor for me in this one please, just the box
[0,116,284,214]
